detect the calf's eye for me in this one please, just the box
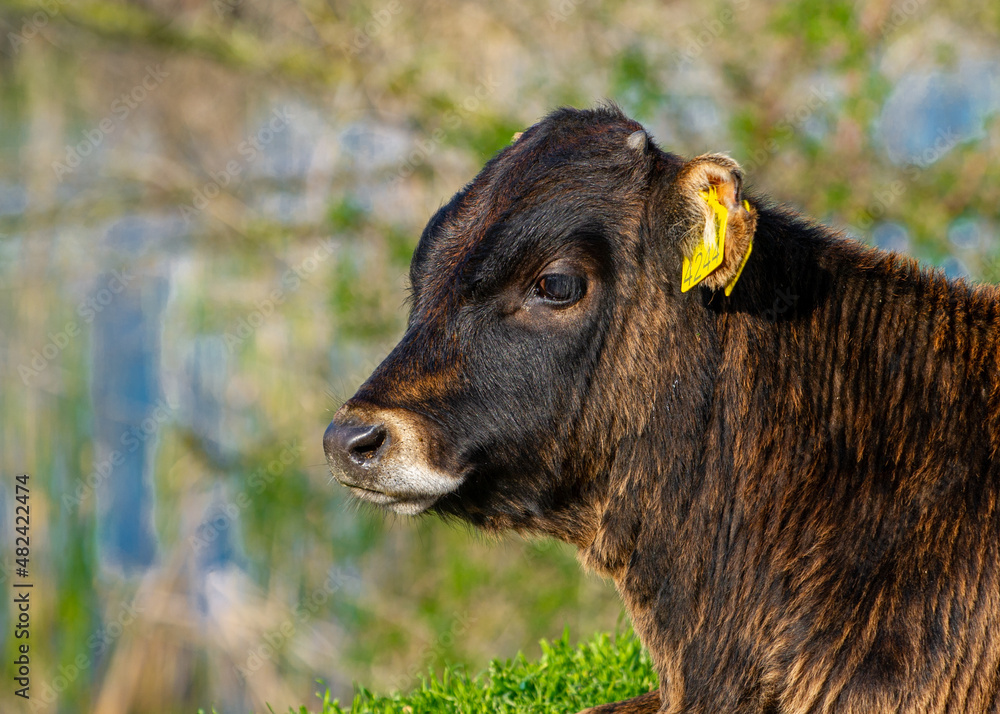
[534,273,586,306]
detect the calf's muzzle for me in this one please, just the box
[324,403,462,515]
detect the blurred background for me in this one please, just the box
[0,0,998,711]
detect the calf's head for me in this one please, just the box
[324,106,757,543]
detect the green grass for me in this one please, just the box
[296,629,657,714]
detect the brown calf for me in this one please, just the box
[325,105,1000,713]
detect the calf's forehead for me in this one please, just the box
[413,114,656,301]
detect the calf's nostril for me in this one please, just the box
[347,424,388,465]
[324,420,390,468]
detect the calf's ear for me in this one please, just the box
[673,153,757,295]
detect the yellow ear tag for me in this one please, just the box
[722,199,753,297]
[681,186,728,292]
[723,240,752,296]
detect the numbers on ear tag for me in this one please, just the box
[681,186,728,293]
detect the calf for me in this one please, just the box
[324,105,1000,713]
